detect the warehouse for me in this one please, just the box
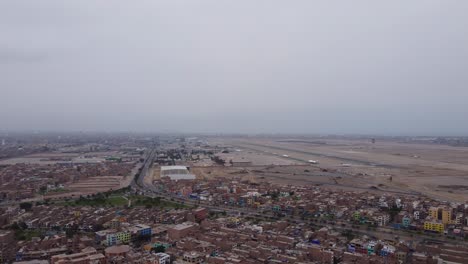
[160,166,195,180]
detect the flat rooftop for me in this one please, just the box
[166,174,195,180]
[172,222,196,230]
[160,165,195,180]
[161,165,189,171]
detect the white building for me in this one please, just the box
[414,211,420,220]
[374,214,390,226]
[455,213,464,225]
[154,253,170,264]
[160,166,195,181]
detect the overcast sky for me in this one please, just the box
[1,1,467,135]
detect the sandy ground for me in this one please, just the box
[67,176,123,193]
[216,150,300,166]
[149,166,159,184]
[207,137,468,202]
[0,151,121,165]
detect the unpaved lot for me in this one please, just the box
[208,137,468,202]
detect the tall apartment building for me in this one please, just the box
[440,208,452,224]
[428,207,438,219]
[428,206,453,225]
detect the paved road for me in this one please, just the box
[131,148,156,189]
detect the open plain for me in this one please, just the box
[205,137,468,202]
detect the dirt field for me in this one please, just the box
[67,176,125,194]
[215,150,300,166]
[207,137,468,202]
[0,151,120,165]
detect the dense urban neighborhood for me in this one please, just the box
[1,134,468,263]
[3,0,468,262]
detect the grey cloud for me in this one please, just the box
[0,48,48,63]
[0,0,467,135]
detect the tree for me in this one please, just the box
[20,202,33,211]
[18,221,28,230]
[66,228,77,238]
[388,205,402,222]
[270,192,279,201]
[94,224,104,232]
[10,222,21,230]
[154,245,165,253]
[153,197,161,205]
[39,186,47,194]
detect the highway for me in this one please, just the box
[131,147,156,189]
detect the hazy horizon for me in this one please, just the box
[1,1,468,135]
[1,128,467,138]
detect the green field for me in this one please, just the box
[57,195,127,207]
[131,196,188,209]
[14,229,43,241]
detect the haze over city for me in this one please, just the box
[3,1,468,263]
[1,0,468,135]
